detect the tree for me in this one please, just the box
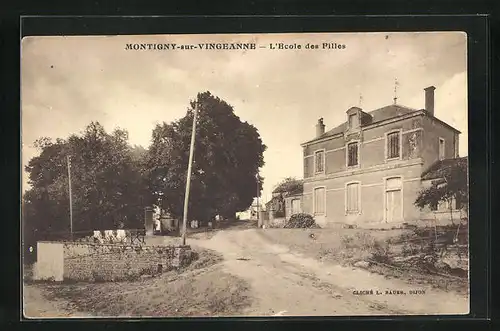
[272,177,304,196]
[415,157,468,216]
[23,122,148,248]
[144,91,267,222]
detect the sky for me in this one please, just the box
[21,32,468,203]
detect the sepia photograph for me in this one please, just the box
[21,32,469,318]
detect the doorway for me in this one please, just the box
[385,177,403,223]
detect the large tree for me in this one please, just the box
[144,91,266,222]
[23,122,148,246]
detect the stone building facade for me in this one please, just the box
[300,86,462,228]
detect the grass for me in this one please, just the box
[258,227,469,295]
[257,227,409,265]
[27,248,252,317]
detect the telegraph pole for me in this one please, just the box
[256,174,260,226]
[181,101,198,245]
[67,155,73,241]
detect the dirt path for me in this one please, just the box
[190,228,469,316]
[23,285,91,318]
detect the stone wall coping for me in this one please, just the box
[38,241,191,250]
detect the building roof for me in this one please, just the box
[421,156,468,181]
[302,104,460,146]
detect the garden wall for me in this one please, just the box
[269,217,287,228]
[33,241,193,282]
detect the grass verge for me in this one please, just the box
[257,228,468,295]
[25,248,252,317]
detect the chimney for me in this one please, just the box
[316,118,325,137]
[424,86,436,116]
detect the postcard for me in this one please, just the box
[21,32,469,318]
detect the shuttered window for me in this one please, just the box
[349,114,358,129]
[346,183,360,213]
[314,187,326,215]
[347,142,358,166]
[387,132,400,159]
[291,199,301,214]
[439,138,445,160]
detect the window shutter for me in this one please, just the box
[314,187,325,214]
[346,183,360,213]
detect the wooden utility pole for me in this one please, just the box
[67,155,73,241]
[181,101,198,245]
[256,174,260,225]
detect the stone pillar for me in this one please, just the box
[144,207,154,236]
[259,211,266,228]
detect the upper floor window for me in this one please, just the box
[439,138,445,160]
[387,131,400,159]
[347,142,359,167]
[314,150,325,173]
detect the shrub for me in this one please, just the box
[283,213,320,228]
[371,241,392,263]
[340,232,376,250]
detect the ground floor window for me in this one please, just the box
[346,182,360,214]
[291,198,301,215]
[313,187,326,215]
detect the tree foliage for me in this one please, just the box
[23,122,148,247]
[272,177,304,196]
[144,91,266,221]
[414,157,468,213]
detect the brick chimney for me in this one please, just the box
[316,118,325,137]
[424,86,436,116]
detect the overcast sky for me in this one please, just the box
[21,32,467,202]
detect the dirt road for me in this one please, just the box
[23,285,91,318]
[190,228,469,316]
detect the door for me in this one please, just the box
[313,187,326,225]
[385,189,402,223]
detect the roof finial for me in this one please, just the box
[393,78,399,104]
[359,93,363,107]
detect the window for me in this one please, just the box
[314,150,324,173]
[348,114,357,128]
[347,142,359,166]
[387,131,400,159]
[439,138,445,160]
[314,187,326,215]
[346,183,360,214]
[291,199,301,215]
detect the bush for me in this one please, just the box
[371,241,392,263]
[283,213,320,228]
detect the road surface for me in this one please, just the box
[190,228,469,316]
[23,227,469,317]
[23,285,91,318]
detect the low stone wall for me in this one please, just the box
[268,217,287,228]
[34,241,193,282]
